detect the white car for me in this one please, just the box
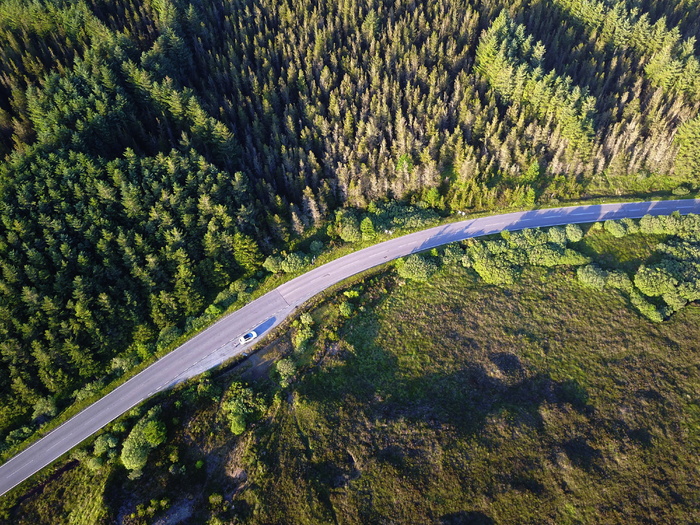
[239,331,257,345]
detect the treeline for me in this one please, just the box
[4,0,700,217]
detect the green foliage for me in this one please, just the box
[395,154,413,172]
[142,419,167,447]
[85,456,104,472]
[674,117,700,182]
[620,218,639,235]
[639,214,674,235]
[468,243,520,286]
[575,214,700,320]
[309,240,324,255]
[606,270,633,292]
[0,147,261,436]
[263,255,283,274]
[577,264,608,289]
[547,226,567,245]
[293,325,315,353]
[335,211,362,243]
[565,223,584,243]
[205,304,223,317]
[221,382,266,435]
[233,233,263,274]
[360,216,377,241]
[280,252,310,274]
[366,201,440,233]
[338,301,354,318]
[396,254,438,282]
[632,235,700,317]
[31,397,56,421]
[460,224,593,286]
[529,244,591,267]
[441,243,466,265]
[604,220,627,238]
[522,161,542,184]
[92,433,118,458]
[275,358,296,389]
[475,12,596,159]
[552,0,700,102]
[422,187,445,209]
[120,409,166,474]
[629,290,664,322]
[132,498,171,524]
[634,265,679,297]
[74,380,106,402]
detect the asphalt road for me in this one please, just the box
[1,199,699,498]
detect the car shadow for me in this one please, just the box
[251,316,277,339]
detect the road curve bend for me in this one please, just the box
[1,199,699,497]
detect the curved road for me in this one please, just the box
[1,199,699,497]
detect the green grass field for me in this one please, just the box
[234,262,700,524]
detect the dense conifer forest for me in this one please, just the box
[1,0,700,456]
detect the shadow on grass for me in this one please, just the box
[291,300,610,517]
[562,437,604,473]
[440,510,495,524]
[300,313,594,441]
[390,365,594,437]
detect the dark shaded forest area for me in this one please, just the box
[1,0,699,449]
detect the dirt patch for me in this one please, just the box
[152,499,194,525]
[236,337,292,383]
[224,436,249,498]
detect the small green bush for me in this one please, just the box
[262,255,283,274]
[630,290,664,322]
[565,223,584,243]
[396,254,438,282]
[276,358,297,388]
[577,264,607,290]
[121,410,166,474]
[441,243,465,265]
[281,252,310,273]
[309,240,324,254]
[547,226,567,245]
[604,219,627,238]
[221,382,266,435]
[338,301,354,317]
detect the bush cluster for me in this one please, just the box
[577,214,700,321]
[221,382,266,435]
[120,408,167,476]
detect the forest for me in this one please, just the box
[1,0,700,460]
